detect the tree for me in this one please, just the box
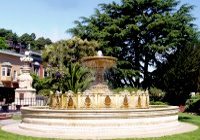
[68,0,197,89]
[0,28,52,51]
[0,28,19,45]
[30,33,36,40]
[0,37,9,50]
[42,37,99,69]
[19,33,35,48]
[152,42,200,105]
[35,37,52,50]
[19,33,52,50]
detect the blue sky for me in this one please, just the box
[0,0,199,42]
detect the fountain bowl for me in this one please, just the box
[3,105,194,139]
[81,56,117,69]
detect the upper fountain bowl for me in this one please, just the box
[81,51,117,69]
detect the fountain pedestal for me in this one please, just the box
[15,51,36,106]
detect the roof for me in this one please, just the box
[0,50,42,63]
[29,50,41,56]
[0,50,24,57]
[0,50,42,57]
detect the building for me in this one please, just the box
[0,50,44,88]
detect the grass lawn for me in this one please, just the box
[0,113,200,140]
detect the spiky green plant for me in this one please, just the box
[64,62,94,93]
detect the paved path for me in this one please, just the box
[0,112,21,126]
[1,122,198,139]
[0,119,19,126]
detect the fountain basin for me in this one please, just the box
[14,105,194,139]
[81,56,117,69]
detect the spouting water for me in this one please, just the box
[97,50,103,56]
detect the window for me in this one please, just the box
[1,62,12,77]
[1,67,12,77]
[13,70,17,81]
[1,67,6,76]
[7,68,11,76]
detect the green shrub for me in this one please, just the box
[149,87,165,101]
[38,89,52,97]
[150,101,167,105]
[185,95,200,113]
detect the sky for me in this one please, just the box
[0,0,200,42]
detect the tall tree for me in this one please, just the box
[152,42,200,105]
[68,0,197,89]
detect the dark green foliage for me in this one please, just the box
[150,101,167,105]
[64,63,94,93]
[153,43,200,105]
[185,95,200,114]
[149,87,165,102]
[34,37,52,50]
[43,63,94,93]
[0,28,18,44]
[19,33,35,47]
[0,28,52,51]
[19,33,52,50]
[31,74,52,93]
[68,0,197,89]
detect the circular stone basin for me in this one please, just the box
[81,56,117,69]
[2,105,195,139]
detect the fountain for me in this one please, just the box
[2,51,197,139]
[47,51,149,109]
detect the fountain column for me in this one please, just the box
[81,51,117,96]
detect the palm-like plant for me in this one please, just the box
[64,63,94,93]
[31,74,52,93]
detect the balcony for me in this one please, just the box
[1,76,12,82]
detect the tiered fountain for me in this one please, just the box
[2,51,197,139]
[49,51,149,109]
